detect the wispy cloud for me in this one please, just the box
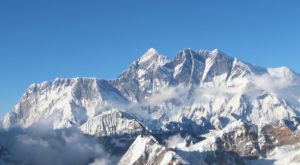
[145,85,188,105]
[165,134,185,148]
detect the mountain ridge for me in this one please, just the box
[3,48,300,130]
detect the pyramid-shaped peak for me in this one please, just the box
[137,48,168,65]
[146,48,158,54]
[138,48,159,62]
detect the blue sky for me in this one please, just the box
[0,0,300,116]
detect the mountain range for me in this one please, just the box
[1,48,300,165]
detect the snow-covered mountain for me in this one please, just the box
[2,48,300,165]
[3,78,129,129]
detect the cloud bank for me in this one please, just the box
[0,124,113,165]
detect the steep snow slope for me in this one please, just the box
[3,78,128,129]
[80,109,144,136]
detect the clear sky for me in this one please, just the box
[1,0,300,117]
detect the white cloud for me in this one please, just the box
[0,125,113,165]
[89,158,112,165]
[249,73,300,106]
[145,85,189,106]
[251,74,295,93]
[165,134,185,148]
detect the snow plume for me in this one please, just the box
[165,134,185,149]
[0,124,113,165]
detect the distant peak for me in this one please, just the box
[146,48,158,54]
[138,48,161,63]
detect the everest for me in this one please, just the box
[1,48,300,165]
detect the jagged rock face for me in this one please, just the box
[220,122,260,157]
[187,121,260,155]
[196,121,300,157]
[203,151,245,165]
[161,121,260,164]
[170,49,206,85]
[119,123,256,165]
[117,121,300,165]
[259,124,300,156]
[80,110,144,136]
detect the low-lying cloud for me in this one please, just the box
[145,85,188,105]
[249,73,300,105]
[251,73,295,93]
[0,124,113,165]
[165,134,185,148]
[126,71,300,123]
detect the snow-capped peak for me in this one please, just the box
[146,47,158,54]
[138,48,161,63]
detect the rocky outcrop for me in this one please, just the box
[259,124,300,157]
[219,121,260,157]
